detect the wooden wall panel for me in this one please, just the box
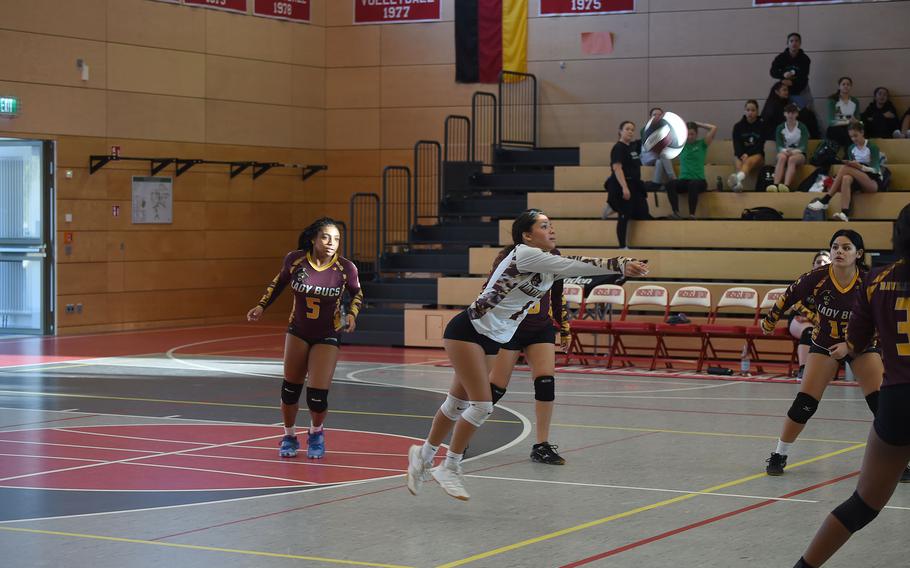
[108,44,205,98]
[291,23,326,67]
[326,109,380,150]
[325,27,380,68]
[1,0,107,40]
[107,0,206,52]
[380,106,470,149]
[326,68,381,109]
[800,1,910,52]
[527,12,649,61]
[108,92,206,143]
[0,82,107,137]
[381,23,455,65]
[292,66,326,109]
[381,66,478,108]
[205,100,293,148]
[0,31,107,89]
[649,7,795,57]
[531,59,648,105]
[205,55,293,105]
[205,9,295,63]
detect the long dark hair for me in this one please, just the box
[298,217,339,253]
[829,76,852,101]
[895,204,910,264]
[830,229,866,268]
[494,209,544,265]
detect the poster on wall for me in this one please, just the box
[754,0,852,5]
[183,0,248,14]
[353,0,441,24]
[131,177,173,225]
[539,0,635,16]
[254,0,310,22]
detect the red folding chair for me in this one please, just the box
[746,287,800,376]
[699,287,760,372]
[651,286,712,370]
[565,284,625,366]
[607,285,669,368]
[562,282,584,322]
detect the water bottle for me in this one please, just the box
[716,175,724,191]
[740,345,751,376]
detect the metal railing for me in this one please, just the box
[349,193,381,279]
[498,71,537,147]
[443,115,471,162]
[471,92,497,165]
[382,166,411,247]
[413,140,441,225]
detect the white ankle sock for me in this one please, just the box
[284,426,295,437]
[444,450,463,470]
[736,171,746,182]
[310,424,323,434]
[420,442,439,463]
[775,440,792,456]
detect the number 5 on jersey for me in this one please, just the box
[306,297,320,319]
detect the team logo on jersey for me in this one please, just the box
[291,266,309,293]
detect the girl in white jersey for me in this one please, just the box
[406,209,648,500]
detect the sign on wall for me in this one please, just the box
[254,0,310,21]
[183,0,248,14]
[132,177,173,224]
[353,0,441,24]
[539,0,635,16]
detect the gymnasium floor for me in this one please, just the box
[0,324,905,567]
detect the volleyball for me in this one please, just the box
[642,111,687,160]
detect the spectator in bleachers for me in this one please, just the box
[893,107,910,138]
[761,81,790,141]
[770,103,809,193]
[605,120,651,248]
[770,32,812,109]
[639,107,677,191]
[861,87,901,139]
[825,76,861,150]
[666,121,716,219]
[790,251,831,381]
[728,99,765,192]
[808,121,884,222]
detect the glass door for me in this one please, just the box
[0,139,54,334]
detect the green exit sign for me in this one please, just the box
[0,96,19,116]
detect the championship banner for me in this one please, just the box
[254,0,310,22]
[184,0,248,13]
[539,0,635,16]
[754,0,851,5]
[354,0,442,24]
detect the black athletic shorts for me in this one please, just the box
[809,340,881,363]
[501,326,557,351]
[874,383,910,446]
[443,310,502,355]
[287,324,341,347]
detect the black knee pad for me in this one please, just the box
[491,384,507,405]
[799,327,813,346]
[787,392,819,424]
[280,380,303,405]
[865,391,880,416]
[306,387,329,413]
[534,375,555,402]
[832,491,880,533]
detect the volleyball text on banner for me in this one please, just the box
[353,0,441,24]
[254,0,310,21]
[539,0,635,16]
[184,0,248,13]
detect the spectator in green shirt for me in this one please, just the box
[771,103,809,192]
[666,120,716,219]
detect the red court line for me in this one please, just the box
[558,471,860,567]
[0,414,101,429]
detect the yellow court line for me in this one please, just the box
[435,442,866,568]
[551,421,864,445]
[0,526,413,568]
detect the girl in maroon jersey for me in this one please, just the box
[793,205,910,568]
[761,230,884,476]
[247,217,363,459]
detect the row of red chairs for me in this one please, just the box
[563,284,798,375]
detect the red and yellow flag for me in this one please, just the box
[456,0,528,83]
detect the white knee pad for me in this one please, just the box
[461,401,494,428]
[440,394,469,421]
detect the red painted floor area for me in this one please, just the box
[0,424,420,491]
[0,323,447,367]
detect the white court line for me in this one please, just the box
[183,452,407,474]
[0,439,158,455]
[124,461,316,486]
[0,433,280,484]
[465,473,819,503]
[229,443,407,457]
[56,428,214,447]
[0,453,105,464]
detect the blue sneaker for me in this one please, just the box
[278,435,299,458]
[307,430,325,459]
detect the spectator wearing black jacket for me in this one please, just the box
[898,108,910,139]
[761,81,790,141]
[728,100,765,192]
[861,87,901,139]
[770,33,812,109]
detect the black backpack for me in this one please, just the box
[754,166,776,192]
[741,207,784,220]
[797,166,829,192]
[811,139,841,167]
